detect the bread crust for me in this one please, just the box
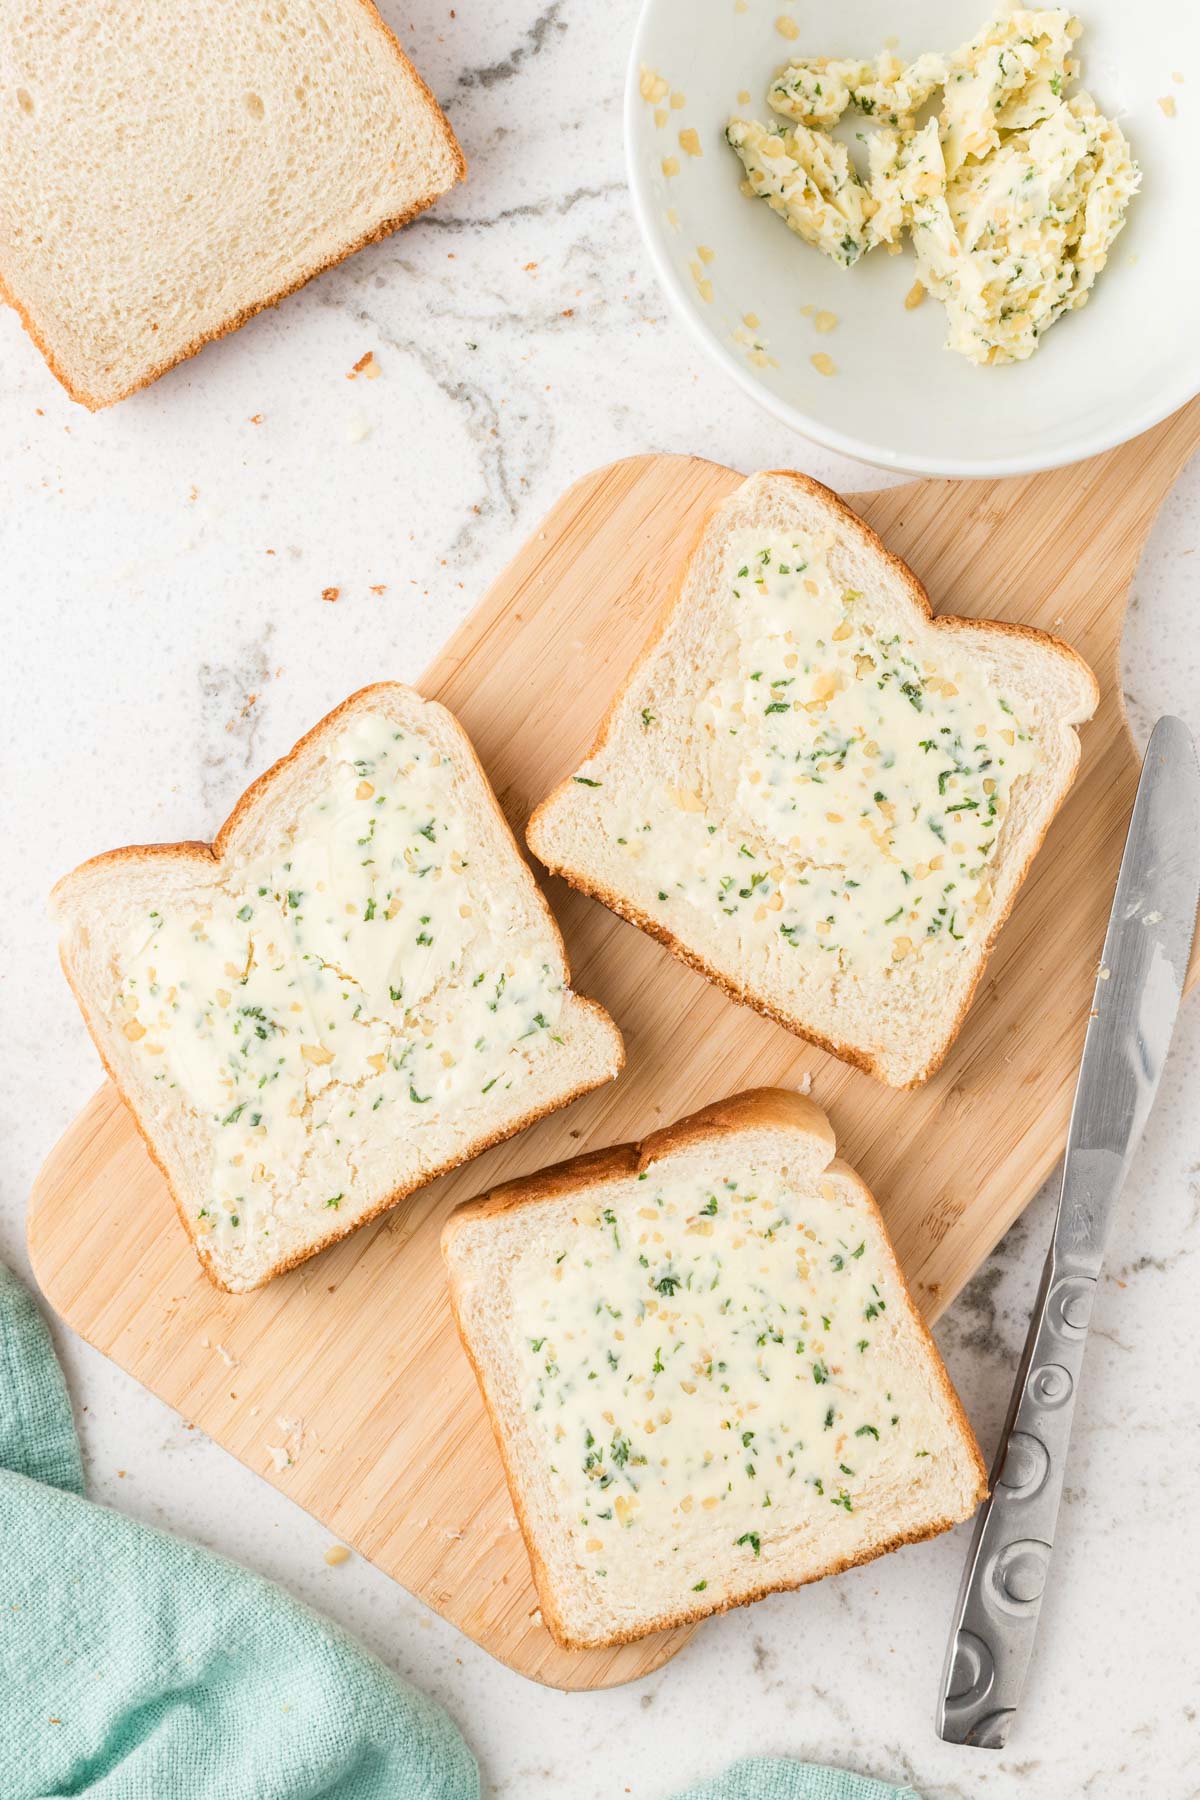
[1,0,466,410]
[527,468,1098,1088]
[52,682,623,1293]
[442,1084,988,1651]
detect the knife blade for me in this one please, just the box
[936,714,1200,1748]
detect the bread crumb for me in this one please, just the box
[249,413,264,424]
[321,587,340,604]
[267,1415,307,1472]
[796,1071,813,1095]
[369,583,387,595]
[347,351,380,380]
[325,1544,352,1566]
[348,413,372,443]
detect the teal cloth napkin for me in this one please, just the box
[673,1762,919,1800]
[0,1261,920,1800]
[0,1264,479,1800]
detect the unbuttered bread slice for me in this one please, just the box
[52,685,622,1293]
[0,0,464,407]
[528,471,1097,1087]
[443,1087,986,1650]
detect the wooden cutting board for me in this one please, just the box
[28,412,1200,1691]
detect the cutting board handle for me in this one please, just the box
[851,398,1200,686]
[1027,399,1200,647]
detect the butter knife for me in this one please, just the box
[937,714,1200,1748]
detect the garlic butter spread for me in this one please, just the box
[767,50,948,133]
[115,712,566,1253]
[603,527,1036,972]
[511,1159,955,1582]
[724,117,871,267]
[727,8,1139,364]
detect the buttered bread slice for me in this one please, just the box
[528,471,1097,1086]
[443,1088,986,1650]
[53,684,623,1293]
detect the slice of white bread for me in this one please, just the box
[528,471,1098,1088]
[442,1087,987,1650]
[0,0,464,408]
[52,684,623,1294]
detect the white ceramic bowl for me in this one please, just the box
[626,0,1200,476]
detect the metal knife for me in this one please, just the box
[937,713,1200,1749]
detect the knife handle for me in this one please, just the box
[936,1246,1097,1747]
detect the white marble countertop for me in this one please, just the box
[2,4,1198,1797]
